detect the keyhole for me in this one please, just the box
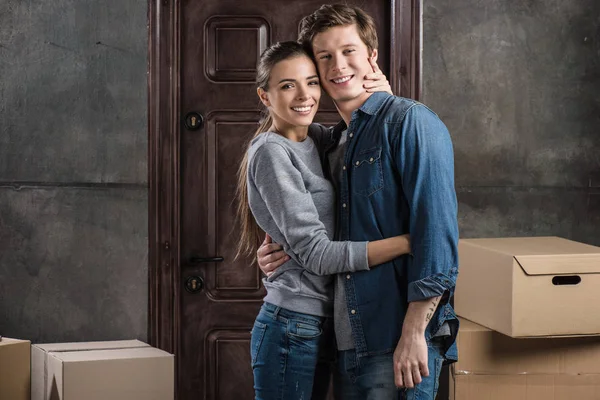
[185,276,204,293]
[184,112,203,131]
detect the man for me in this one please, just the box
[257,4,459,399]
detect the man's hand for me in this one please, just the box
[393,331,429,388]
[363,57,392,95]
[393,296,441,388]
[256,234,289,276]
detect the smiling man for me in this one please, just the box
[257,4,460,399]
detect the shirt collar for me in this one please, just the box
[331,92,391,135]
[357,92,390,116]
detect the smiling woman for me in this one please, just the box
[256,52,322,142]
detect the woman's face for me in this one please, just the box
[259,55,321,129]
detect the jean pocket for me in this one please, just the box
[287,320,322,339]
[351,147,384,197]
[250,321,267,367]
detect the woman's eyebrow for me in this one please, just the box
[278,76,319,84]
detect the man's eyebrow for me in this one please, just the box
[314,43,359,54]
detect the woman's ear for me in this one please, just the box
[257,88,270,107]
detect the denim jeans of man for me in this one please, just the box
[333,337,446,400]
[250,302,335,400]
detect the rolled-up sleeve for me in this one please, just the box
[392,105,459,303]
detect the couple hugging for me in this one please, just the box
[235,4,459,399]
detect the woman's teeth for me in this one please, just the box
[292,106,312,112]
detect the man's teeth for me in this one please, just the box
[292,106,312,112]
[333,76,352,84]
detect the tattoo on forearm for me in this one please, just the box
[425,300,440,322]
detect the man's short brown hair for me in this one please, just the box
[298,4,378,56]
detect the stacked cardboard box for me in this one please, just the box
[454,237,600,399]
[451,318,600,399]
[0,337,31,400]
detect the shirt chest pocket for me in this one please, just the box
[351,147,384,197]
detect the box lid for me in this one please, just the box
[462,237,600,275]
[515,254,600,275]
[0,338,30,347]
[33,339,148,353]
[50,347,173,363]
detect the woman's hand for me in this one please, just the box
[363,57,393,95]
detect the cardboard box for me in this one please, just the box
[450,318,600,400]
[455,236,600,337]
[0,337,31,400]
[31,340,174,400]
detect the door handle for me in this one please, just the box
[189,256,224,264]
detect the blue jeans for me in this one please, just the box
[333,337,446,400]
[250,302,335,400]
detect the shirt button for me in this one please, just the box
[355,161,360,166]
[346,274,351,280]
[351,309,356,315]
[369,157,374,162]
[349,133,354,138]
[342,166,346,170]
[342,203,347,208]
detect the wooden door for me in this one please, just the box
[148,1,421,398]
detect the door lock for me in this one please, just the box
[185,276,204,293]
[184,112,204,131]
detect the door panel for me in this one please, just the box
[149,0,421,399]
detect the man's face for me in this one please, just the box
[312,24,377,104]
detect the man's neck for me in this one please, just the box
[334,92,373,126]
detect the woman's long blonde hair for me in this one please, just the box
[235,41,311,262]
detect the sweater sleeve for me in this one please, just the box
[248,142,369,276]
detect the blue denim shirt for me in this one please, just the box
[321,93,459,361]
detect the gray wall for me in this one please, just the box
[0,0,598,359]
[0,1,148,342]
[423,0,600,245]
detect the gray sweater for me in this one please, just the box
[247,130,369,317]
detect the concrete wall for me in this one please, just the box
[423,0,600,245]
[423,2,599,398]
[0,0,598,380]
[0,1,148,342]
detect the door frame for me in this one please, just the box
[147,0,423,388]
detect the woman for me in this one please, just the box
[236,41,411,399]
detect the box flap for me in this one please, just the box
[0,338,30,347]
[50,347,173,362]
[462,237,600,257]
[515,254,600,275]
[33,339,148,353]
